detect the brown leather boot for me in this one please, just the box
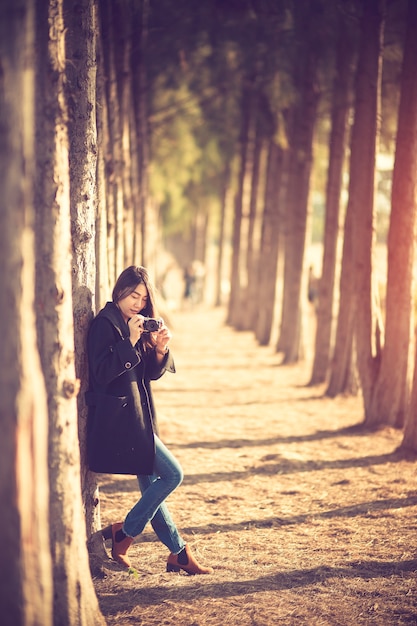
[166,544,213,575]
[103,522,134,568]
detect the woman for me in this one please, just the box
[86,266,213,575]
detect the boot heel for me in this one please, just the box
[166,563,181,573]
[110,522,133,568]
[166,545,214,575]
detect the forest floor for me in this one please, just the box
[92,305,417,625]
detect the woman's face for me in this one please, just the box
[117,283,149,322]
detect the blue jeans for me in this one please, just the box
[123,435,186,555]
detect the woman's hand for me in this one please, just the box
[128,314,145,346]
[153,322,172,357]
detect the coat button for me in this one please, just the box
[125,361,132,369]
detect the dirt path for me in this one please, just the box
[94,307,417,625]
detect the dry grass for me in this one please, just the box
[91,307,417,625]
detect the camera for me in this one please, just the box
[142,317,163,332]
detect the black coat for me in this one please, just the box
[85,302,175,475]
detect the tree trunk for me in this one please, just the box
[95,20,111,310]
[64,0,103,539]
[99,0,125,282]
[326,1,385,400]
[214,165,231,307]
[349,0,385,421]
[309,12,354,385]
[0,2,53,624]
[34,0,105,623]
[108,0,137,270]
[132,0,150,266]
[384,0,417,436]
[116,7,135,269]
[403,331,417,452]
[276,1,320,363]
[227,83,254,328]
[255,140,285,345]
[244,129,263,330]
[325,203,358,397]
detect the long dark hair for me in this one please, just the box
[112,266,159,351]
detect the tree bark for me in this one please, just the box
[227,82,254,328]
[368,0,415,428]
[214,165,231,307]
[98,0,125,283]
[326,1,385,400]
[276,0,320,363]
[309,12,354,385]
[34,0,105,623]
[255,140,285,345]
[349,0,385,421]
[95,18,111,310]
[110,0,135,269]
[132,0,150,266]
[0,2,53,624]
[244,129,263,331]
[386,0,417,437]
[403,327,417,452]
[325,198,358,397]
[64,0,103,538]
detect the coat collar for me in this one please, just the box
[98,301,129,340]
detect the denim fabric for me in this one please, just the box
[123,435,186,554]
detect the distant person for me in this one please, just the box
[191,259,205,304]
[86,265,213,575]
[307,265,319,307]
[183,263,196,304]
